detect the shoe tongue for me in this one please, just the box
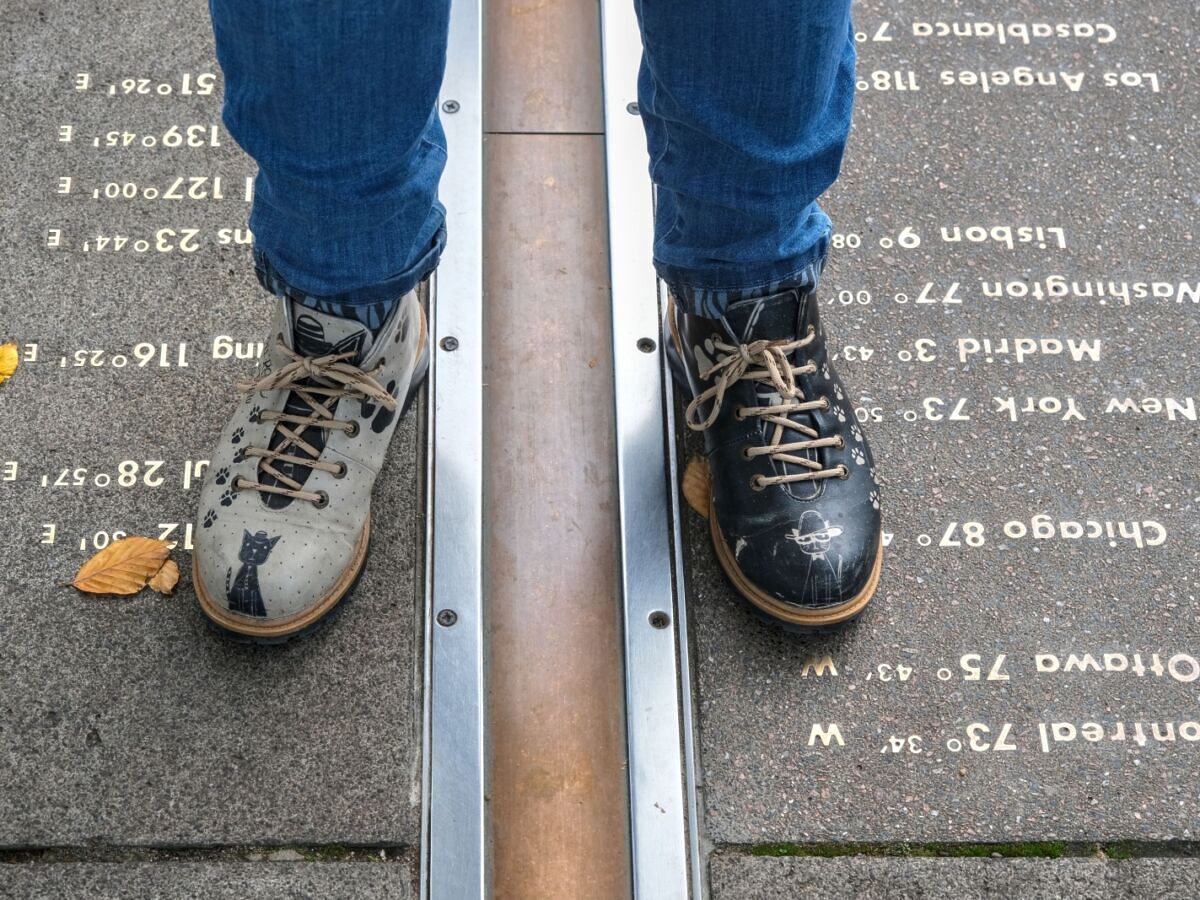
[289,301,375,365]
[722,290,802,344]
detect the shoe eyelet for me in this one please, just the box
[835,436,845,448]
[837,465,850,480]
[750,474,767,492]
[820,397,831,410]
[734,406,747,421]
[312,490,330,509]
[741,445,754,460]
[332,462,347,479]
[344,421,360,437]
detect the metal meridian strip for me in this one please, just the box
[661,283,707,900]
[599,2,699,897]
[421,0,486,896]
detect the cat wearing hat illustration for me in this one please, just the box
[785,509,845,606]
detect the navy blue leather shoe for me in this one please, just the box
[666,286,883,628]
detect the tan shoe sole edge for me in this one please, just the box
[193,518,371,639]
[710,511,882,627]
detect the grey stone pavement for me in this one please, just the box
[1,0,1198,897]
[0,861,413,900]
[681,0,1200,894]
[0,1,424,891]
[710,855,1200,900]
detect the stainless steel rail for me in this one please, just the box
[420,0,487,895]
[599,2,703,897]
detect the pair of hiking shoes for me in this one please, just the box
[192,282,882,642]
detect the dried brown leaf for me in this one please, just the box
[72,536,171,596]
[148,559,180,595]
[0,342,18,385]
[681,456,711,519]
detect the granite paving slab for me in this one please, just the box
[0,861,414,900]
[709,854,1200,900]
[0,1,425,847]
[683,0,1200,856]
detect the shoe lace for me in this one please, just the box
[683,326,847,489]
[231,337,398,505]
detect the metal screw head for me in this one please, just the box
[648,610,670,629]
[626,101,640,115]
[636,337,657,354]
[442,99,460,114]
[440,336,459,352]
[436,609,458,627]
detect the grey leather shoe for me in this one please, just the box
[192,283,429,642]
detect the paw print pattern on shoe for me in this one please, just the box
[248,404,262,423]
[233,446,247,464]
[851,446,866,466]
[231,426,245,444]
[833,405,846,423]
[371,380,400,434]
[359,395,372,419]
[360,379,401,434]
[833,384,844,401]
[691,338,719,373]
[213,466,231,486]
[202,509,218,528]
[851,424,863,443]
[219,488,237,507]
[869,489,880,510]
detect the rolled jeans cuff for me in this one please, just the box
[252,221,446,308]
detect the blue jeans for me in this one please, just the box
[209,0,855,317]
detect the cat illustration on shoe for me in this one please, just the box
[225,530,281,618]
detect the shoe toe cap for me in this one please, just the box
[719,508,881,613]
[193,520,364,626]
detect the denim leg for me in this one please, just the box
[632,0,856,317]
[208,0,451,305]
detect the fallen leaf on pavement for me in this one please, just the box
[148,559,181,595]
[682,456,711,519]
[72,536,172,596]
[0,342,17,385]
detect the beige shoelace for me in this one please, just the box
[684,326,847,490]
[231,338,398,505]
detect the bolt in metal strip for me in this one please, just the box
[599,2,701,897]
[420,0,486,896]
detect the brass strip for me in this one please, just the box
[484,132,632,899]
